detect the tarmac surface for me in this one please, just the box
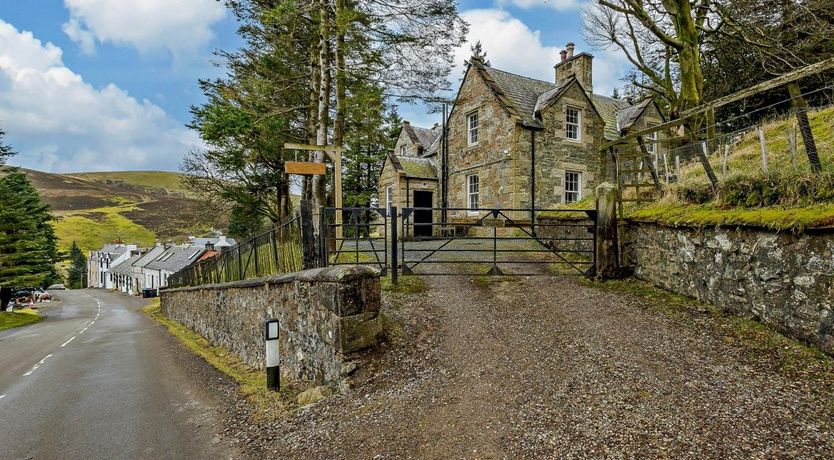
[0,289,235,460]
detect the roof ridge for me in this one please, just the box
[485,66,557,88]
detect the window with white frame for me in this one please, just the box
[564,171,582,204]
[565,107,581,141]
[400,145,406,156]
[467,112,479,145]
[386,186,393,213]
[467,174,479,211]
[645,124,657,154]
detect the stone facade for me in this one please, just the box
[445,66,522,219]
[161,265,383,385]
[623,222,834,354]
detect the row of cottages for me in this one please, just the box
[88,236,235,295]
[379,43,665,237]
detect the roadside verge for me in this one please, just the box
[0,308,41,331]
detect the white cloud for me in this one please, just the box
[498,0,583,11]
[398,9,633,127]
[62,0,226,55]
[457,9,630,96]
[0,20,200,172]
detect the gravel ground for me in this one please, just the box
[214,269,834,459]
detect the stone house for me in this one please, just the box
[379,43,665,228]
[378,121,442,237]
[87,243,138,289]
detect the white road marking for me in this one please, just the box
[0,394,5,399]
[60,336,76,347]
[23,354,53,376]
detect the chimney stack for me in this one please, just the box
[554,42,594,96]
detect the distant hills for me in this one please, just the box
[23,169,228,254]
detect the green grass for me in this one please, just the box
[54,209,156,253]
[143,299,303,420]
[628,202,834,231]
[0,308,42,331]
[632,106,834,230]
[70,171,189,194]
[381,275,427,294]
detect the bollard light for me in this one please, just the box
[264,319,280,391]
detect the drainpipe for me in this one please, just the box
[530,130,536,236]
[441,103,449,225]
[406,178,411,239]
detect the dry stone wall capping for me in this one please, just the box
[160,265,382,385]
[623,222,834,354]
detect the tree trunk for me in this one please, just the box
[312,0,331,211]
[303,4,322,202]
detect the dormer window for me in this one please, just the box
[467,112,479,146]
[565,107,581,141]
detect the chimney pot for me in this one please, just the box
[566,42,575,59]
[559,49,567,62]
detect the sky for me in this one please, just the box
[0,0,630,173]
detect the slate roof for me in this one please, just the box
[615,98,655,133]
[478,64,557,128]
[111,254,141,275]
[591,94,632,141]
[468,59,651,140]
[403,123,442,152]
[189,236,237,249]
[133,245,165,269]
[100,244,131,258]
[145,246,205,273]
[398,156,438,180]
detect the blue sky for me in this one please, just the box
[0,0,629,173]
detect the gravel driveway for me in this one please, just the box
[225,271,834,459]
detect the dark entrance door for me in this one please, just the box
[413,190,433,237]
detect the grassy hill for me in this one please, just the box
[629,106,834,230]
[23,169,227,254]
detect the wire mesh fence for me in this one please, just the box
[168,215,303,288]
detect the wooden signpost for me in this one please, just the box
[285,161,326,176]
[283,143,344,239]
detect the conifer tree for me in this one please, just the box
[0,171,61,306]
[67,241,87,289]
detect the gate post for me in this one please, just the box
[299,200,318,270]
[595,182,619,280]
[390,206,398,284]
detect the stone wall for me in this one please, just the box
[161,266,382,385]
[623,222,834,354]
[531,83,606,207]
[537,215,595,254]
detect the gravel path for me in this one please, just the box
[225,272,834,459]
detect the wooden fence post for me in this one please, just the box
[790,120,798,168]
[721,141,728,178]
[299,200,318,270]
[758,126,769,173]
[595,182,619,280]
[787,82,821,172]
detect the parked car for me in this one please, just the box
[47,284,66,290]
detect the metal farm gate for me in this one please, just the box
[321,206,597,282]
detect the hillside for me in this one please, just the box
[629,106,834,230]
[24,169,228,254]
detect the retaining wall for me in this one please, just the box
[623,222,834,354]
[161,265,382,385]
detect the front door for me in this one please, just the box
[413,190,433,237]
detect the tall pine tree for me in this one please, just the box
[0,171,61,306]
[67,241,87,289]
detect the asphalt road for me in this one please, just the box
[0,289,235,459]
